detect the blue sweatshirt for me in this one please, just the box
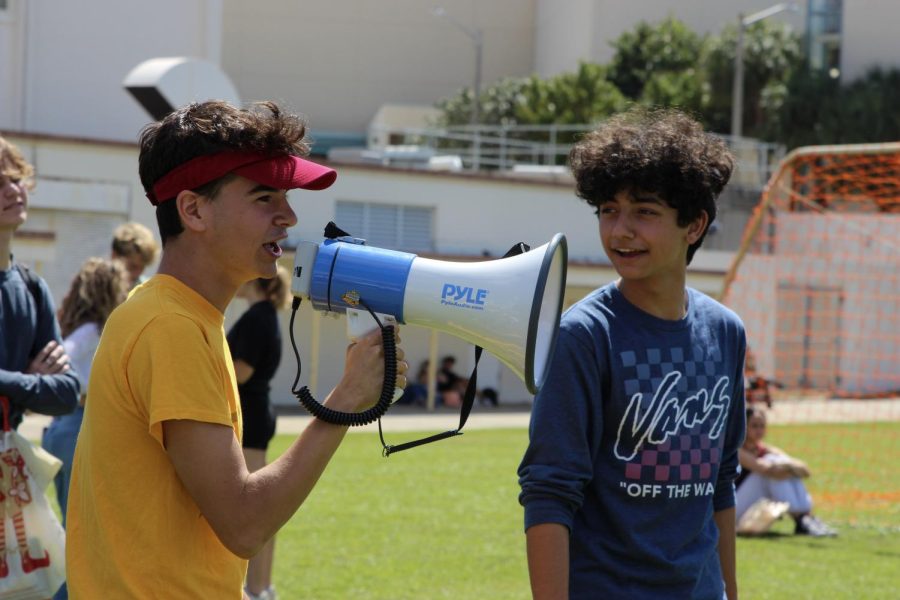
[519,283,746,599]
[0,264,80,429]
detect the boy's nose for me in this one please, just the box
[610,214,634,238]
[277,200,298,228]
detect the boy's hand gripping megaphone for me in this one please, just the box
[289,223,567,432]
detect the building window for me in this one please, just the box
[335,201,434,252]
[807,0,843,79]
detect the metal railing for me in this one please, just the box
[365,123,785,188]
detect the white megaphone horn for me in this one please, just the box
[289,227,567,427]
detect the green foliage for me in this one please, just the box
[516,63,626,126]
[640,69,708,116]
[434,15,898,151]
[704,19,803,135]
[767,67,900,148]
[434,76,531,127]
[435,64,625,129]
[608,16,705,100]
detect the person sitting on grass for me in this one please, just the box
[736,405,837,537]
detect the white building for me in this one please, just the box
[4,1,897,141]
[2,0,890,404]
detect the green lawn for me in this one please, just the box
[44,422,899,598]
[267,423,900,599]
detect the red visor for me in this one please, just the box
[148,151,337,205]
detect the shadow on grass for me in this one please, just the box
[737,531,793,540]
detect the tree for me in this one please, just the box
[435,63,624,130]
[705,19,803,137]
[515,63,625,127]
[768,67,900,148]
[639,69,707,116]
[608,17,704,100]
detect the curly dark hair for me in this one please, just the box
[138,101,311,244]
[569,107,734,264]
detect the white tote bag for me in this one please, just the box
[0,397,66,600]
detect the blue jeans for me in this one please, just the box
[42,406,83,600]
[41,406,84,524]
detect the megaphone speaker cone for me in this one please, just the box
[402,233,567,394]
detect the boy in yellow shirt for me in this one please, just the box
[67,101,408,599]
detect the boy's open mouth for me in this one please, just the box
[263,241,283,257]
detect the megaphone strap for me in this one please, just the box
[381,241,531,456]
[379,346,483,456]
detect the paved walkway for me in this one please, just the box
[17,397,900,442]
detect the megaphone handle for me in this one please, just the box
[290,300,398,427]
[346,309,404,403]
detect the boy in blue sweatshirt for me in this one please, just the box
[518,109,746,600]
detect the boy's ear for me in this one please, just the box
[686,210,710,244]
[175,191,209,233]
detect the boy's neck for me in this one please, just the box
[616,276,688,321]
[0,230,12,271]
[156,242,240,314]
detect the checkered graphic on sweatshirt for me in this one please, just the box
[619,345,725,482]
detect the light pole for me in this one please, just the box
[433,7,483,126]
[731,2,799,139]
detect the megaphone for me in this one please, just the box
[289,227,567,427]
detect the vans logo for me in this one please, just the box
[441,284,488,310]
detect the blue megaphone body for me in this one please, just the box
[291,232,567,395]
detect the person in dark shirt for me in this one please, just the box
[227,264,291,600]
[0,135,80,430]
[518,108,745,600]
[437,355,466,408]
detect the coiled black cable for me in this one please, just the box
[289,297,398,426]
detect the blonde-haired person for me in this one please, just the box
[110,221,160,287]
[43,257,129,523]
[1,135,80,433]
[227,265,291,600]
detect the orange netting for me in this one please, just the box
[721,143,900,398]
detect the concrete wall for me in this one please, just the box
[221,0,536,134]
[0,0,221,141]
[840,0,900,80]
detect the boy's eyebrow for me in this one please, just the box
[632,193,665,205]
[247,184,280,194]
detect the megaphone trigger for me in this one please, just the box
[346,309,404,404]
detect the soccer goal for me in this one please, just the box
[721,142,899,399]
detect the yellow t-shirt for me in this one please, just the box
[66,275,246,599]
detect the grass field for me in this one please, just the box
[265,422,900,599]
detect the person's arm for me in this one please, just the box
[714,507,738,600]
[713,331,745,600]
[518,322,600,599]
[739,447,808,480]
[164,327,405,558]
[233,359,254,385]
[25,340,71,375]
[526,523,569,600]
[0,276,80,416]
[227,308,262,385]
